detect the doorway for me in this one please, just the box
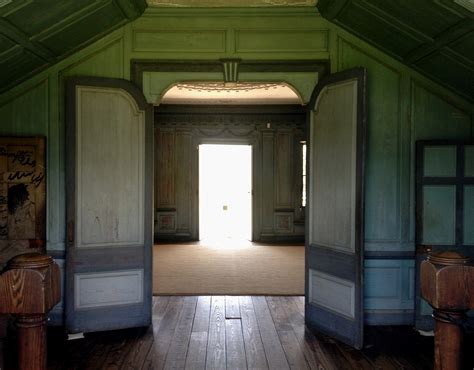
[199,144,252,242]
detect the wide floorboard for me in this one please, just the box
[7,296,470,369]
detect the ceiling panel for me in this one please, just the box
[5,0,98,37]
[0,48,46,85]
[449,30,474,62]
[362,0,462,38]
[416,51,474,98]
[318,0,474,100]
[0,0,146,93]
[38,2,125,55]
[0,33,14,54]
[337,1,424,58]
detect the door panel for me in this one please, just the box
[66,77,153,333]
[306,68,366,349]
[415,141,474,330]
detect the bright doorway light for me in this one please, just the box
[199,144,252,242]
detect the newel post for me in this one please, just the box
[0,253,61,370]
[420,251,474,370]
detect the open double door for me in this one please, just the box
[65,78,153,333]
[64,70,367,349]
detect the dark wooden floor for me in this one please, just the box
[6,295,470,369]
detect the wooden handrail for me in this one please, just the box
[0,253,61,370]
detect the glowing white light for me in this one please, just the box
[199,144,252,245]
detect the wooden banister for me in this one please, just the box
[0,253,61,370]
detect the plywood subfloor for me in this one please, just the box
[153,242,304,295]
[18,296,447,370]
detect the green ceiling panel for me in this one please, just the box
[449,30,474,62]
[5,0,98,37]
[39,3,125,55]
[0,33,15,54]
[362,0,462,38]
[0,49,46,86]
[416,52,474,99]
[318,0,474,100]
[0,0,146,93]
[336,1,423,58]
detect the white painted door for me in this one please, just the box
[306,68,366,349]
[65,77,153,333]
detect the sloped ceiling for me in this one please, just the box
[0,0,147,93]
[2,0,473,101]
[317,0,474,100]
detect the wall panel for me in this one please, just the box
[156,129,176,209]
[261,132,275,234]
[235,29,328,54]
[338,38,403,250]
[133,29,227,53]
[175,130,193,235]
[274,131,293,210]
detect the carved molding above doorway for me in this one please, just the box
[130,59,329,105]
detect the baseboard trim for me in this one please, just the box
[155,235,195,242]
[257,235,305,244]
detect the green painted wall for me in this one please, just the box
[0,7,473,321]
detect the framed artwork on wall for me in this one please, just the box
[0,136,46,268]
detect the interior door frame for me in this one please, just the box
[197,140,254,241]
[305,67,367,348]
[65,76,154,333]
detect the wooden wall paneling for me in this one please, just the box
[410,81,472,243]
[274,130,294,210]
[175,129,193,238]
[60,37,125,79]
[412,82,472,141]
[132,29,227,54]
[234,29,329,54]
[47,73,65,252]
[338,37,403,252]
[261,131,275,235]
[155,128,179,237]
[156,128,176,209]
[364,259,415,311]
[274,212,294,234]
